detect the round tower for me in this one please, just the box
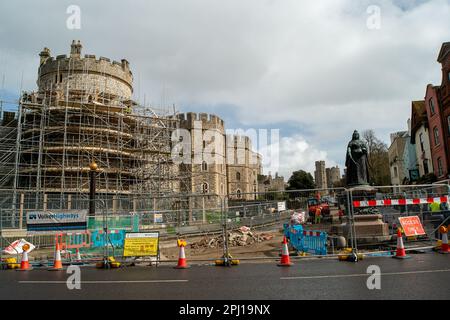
[37,40,133,100]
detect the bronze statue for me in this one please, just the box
[345,130,370,186]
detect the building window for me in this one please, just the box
[423,160,429,175]
[236,189,242,199]
[438,158,444,177]
[447,116,450,135]
[433,127,440,145]
[419,133,424,152]
[236,172,241,181]
[202,161,207,171]
[394,167,398,178]
[429,98,435,115]
[202,183,209,194]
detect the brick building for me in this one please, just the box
[422,42,450,181]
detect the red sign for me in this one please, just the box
[398,216,426,237]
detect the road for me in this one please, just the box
[1,253,449,300]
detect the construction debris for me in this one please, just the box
[190,228,274,251]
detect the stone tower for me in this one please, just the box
[177,112,228,208]
[37,40,133,102]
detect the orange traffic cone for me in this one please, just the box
[393,229,410,259]
[75,248,82,261]
[17,245,32,271]
[174,239,189,269]
[439,226,449,254]
[277,236,293,267]
[48,243,64,271]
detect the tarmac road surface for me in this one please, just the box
[0,253,449,300]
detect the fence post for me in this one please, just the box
[133,197,137,213]
[67,194,72,210]
[19,193,24,230]
[43,193,48,211]
[112,195,118,214]
[202,196,206,224]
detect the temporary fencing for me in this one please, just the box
[283,224,328,255]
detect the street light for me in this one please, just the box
[89,160,98,216]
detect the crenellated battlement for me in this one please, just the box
[177,112,225,130]
[37,41,133,98]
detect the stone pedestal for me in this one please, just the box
[331,214,391,244]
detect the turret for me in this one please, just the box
[70,40,82,58]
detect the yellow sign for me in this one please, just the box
[123,232,159,257]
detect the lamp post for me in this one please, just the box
[89,161,98,216]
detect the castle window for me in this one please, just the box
[236,189,242,199]
[59,74,63,83]
[236,172,241,181]
[202,161,207,171]
[202,183,209,194]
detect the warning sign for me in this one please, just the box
[398,216,426,237]
[123,232,159,257]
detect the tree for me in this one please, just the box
[287,170,316,190]
[361,129,391,186]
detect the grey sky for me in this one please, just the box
[0,0,449,178]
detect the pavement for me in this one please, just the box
[0,252,449,300]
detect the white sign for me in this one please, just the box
[3,239,35,255]
[27,210,88,232]
[154,213,163,223]
[277,201,286,211]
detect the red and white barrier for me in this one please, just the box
[353,196,448,208]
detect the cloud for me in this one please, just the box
[0,0,449,178]
[260,134,336,179]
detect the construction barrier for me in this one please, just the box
[91,229,126,248]
[283,224,327,255]
[353,196,448,208]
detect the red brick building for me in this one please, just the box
[425,42,450,181]
[425,84,447,179]
[437,43,450,179]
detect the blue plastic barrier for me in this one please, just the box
[283,223,327,255]
[91,229,126,248]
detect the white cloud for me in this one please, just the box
[261,134,336,179]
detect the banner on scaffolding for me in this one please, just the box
[398,216,426,237]
[123,232,159,257]
[26,210,88,233]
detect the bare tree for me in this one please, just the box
[362,130,391,186]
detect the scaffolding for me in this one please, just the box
[0,86,192,211]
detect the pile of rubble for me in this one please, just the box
[190,226,274,251]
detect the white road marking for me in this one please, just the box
[281,269,450,280]
[19,279,188,284]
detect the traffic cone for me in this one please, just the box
[277,236,293,267]
[75,248,82,261]
[439,226,449,254]
[393,229,410,259]
[48,243,64,271]
[174,239,189,269]
[17,249,32,271]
